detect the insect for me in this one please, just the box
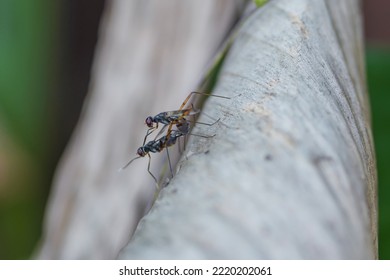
[120,91,229,188]
[143,91,229,144]
[142,105,199,145]
[119,120,211,188]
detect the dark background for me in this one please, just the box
[363,0,390,259]
[0,0,389,259]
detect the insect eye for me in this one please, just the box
[137,147,146,157]
[145,117,153,127]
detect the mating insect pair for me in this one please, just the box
[120,91,229,187]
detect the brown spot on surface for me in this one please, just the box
[290,14,309,39]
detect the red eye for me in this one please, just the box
[145,117,153,127]
[137,147,146,157]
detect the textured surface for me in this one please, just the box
[119,0,377,259]
[36,0,245,259]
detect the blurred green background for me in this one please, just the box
[0,0,104,259]
[0,0,389,259]
[368,47,390,259]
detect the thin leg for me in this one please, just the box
[178,134,182,154]
[185,103,219,126]
[147,154,158,188]
[183,133,187,153]
[143,126,156,145]
[188,104,200,115]
[184,137,188,161]
[165,93,194,138]
[190,91,230,101]
[187,118,220,126]
[180,92,230,111]
[154,123,168,139]
[165,146,174,178]
[188,132,216,138]
[166,91,229,138]
[186,114,217,138]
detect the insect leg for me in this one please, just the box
[143,127,156,145]
[165,146,174,178]
[165,91,229,139]
[186,118,220,126]
[179,91,230,111]
[178,134,183,154]
[188,132,216,138]
[146,153,158,189]
[154,124,169,139]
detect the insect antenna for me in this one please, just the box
[118,156,142,172]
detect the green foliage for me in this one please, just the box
[253,0,268,8]
[366,46,390,259]
[0,0,57,259]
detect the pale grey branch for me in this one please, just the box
[119,0,377,259]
